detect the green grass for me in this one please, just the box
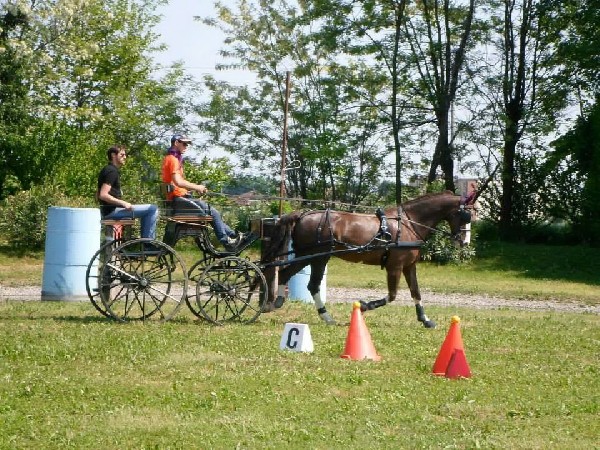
[0,301,598,449]
[1,241,598,448]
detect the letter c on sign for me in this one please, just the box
[286,327,300,349]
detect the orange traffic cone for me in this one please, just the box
[341,302,381,361]
[432,315,471,378]
[445,348,472,379]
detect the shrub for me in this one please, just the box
[0,185,88,249]
[421,222,476,264]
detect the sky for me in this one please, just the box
[153,0,250,88]
[152,0,257,160]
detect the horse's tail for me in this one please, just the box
[261,211,302,263]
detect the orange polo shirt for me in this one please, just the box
[161,154,188,201]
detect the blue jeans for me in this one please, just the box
[172,196,235,243]
[102,204,158,239]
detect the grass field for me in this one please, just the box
[1,240,598,448]
[0,300,598,449]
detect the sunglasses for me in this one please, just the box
[179,141,190,147]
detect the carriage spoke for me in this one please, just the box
[99,239,187,322]
[194,257,266,325]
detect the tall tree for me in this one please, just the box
[0,2,35,198]
[200,0,392,205]
[550,101,600,244]
[494,0,563,235]
[0,0,197,201]
[543,0,600,244]
[404,0,476,192]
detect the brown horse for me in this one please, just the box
[260,191,475,327]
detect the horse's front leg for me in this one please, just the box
[403,264,436,328]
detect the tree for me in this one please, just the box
[0,0,199,202]
[199,0,392,206]
[549,99,600,244]
[491,0,567,236]
[0,2,35,198]
[403,0,477,192]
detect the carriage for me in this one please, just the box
[85,209,269,325]
[85,191,475,327]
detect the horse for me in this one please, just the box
[260,190,475,327]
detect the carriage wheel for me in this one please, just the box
[86,240,122,317]
[99,238,187,322]
[185,256,216,319]
[194,257,267,325]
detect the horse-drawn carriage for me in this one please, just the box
[85,191,475,327]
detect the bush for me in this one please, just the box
[0,185,88,249]
[421,223,476,264]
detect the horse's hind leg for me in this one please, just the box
[274,263,306,308]
[307,258,335,325]
[359,268,398,312]
[403,264,436,328]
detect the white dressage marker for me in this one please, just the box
[279,323,314,353]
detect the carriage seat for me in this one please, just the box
[100,218,136,242]
[160,182,212,217]
[162,215,213,247]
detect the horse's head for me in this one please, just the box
[446,192,475,246]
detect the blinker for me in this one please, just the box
[459,209,471,224]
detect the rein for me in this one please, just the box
[401,215,458,241]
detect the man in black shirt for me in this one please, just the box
[97,145,158,238]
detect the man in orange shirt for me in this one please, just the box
[161,134,244,251]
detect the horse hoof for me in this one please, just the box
[274,296,286,309]
[261,303,276,313]
[359,301,369,312]
[423,320,436,329]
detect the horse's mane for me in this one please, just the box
[402,190,455,208]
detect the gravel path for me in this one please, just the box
[1,284,598,314]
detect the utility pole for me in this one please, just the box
[279,71,291,217]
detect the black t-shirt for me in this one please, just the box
[97,164,121,216]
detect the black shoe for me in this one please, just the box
[223,233,242,251]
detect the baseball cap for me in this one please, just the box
[171,134,192,144]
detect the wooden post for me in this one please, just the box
[279,71,291,217]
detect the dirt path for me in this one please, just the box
[1,284,598,314]
[326,287,599,314]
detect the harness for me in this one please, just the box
[312,207,409,270]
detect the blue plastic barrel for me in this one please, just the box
[42,207,101,301]
[287,241,327,304]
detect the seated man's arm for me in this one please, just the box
[171,172,208,195]
[98,183,132,210]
